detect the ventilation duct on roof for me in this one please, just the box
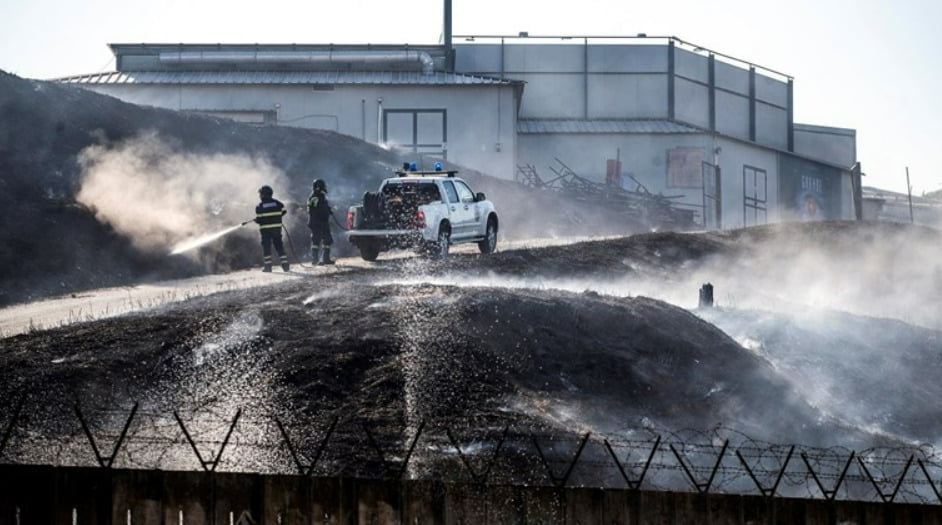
[159,50,436,75]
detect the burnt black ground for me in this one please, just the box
[0,263,851,475]
[2,222,940,475]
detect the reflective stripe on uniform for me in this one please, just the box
[259,223,282,229]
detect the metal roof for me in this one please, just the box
[517,119,703,134]
[55,70,517,86]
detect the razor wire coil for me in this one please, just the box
[2,404,942,505]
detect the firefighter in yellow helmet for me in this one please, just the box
[254,185,289,272]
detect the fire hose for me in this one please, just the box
[331,210,349,232]
[240,210,347,268]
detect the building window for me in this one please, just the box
[383,109,447,161]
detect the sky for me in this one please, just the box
[1,0,940,195]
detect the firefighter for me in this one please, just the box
[308,178,334,265]
[254,185,289,272]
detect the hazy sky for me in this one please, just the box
[2,0,939,194]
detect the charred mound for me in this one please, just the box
[0,273,852,473]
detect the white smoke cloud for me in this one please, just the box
[385,223,942,329]
[76,132,290,254]
[376,224,941,450]
[687,224,942,330]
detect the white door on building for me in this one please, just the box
[702,161,722,230]
[743,165,768,226]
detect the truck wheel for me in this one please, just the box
[428,227,450,258]
[478,217,498,254]
[359,242,380,261]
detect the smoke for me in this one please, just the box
[695,306,942,448]
[75,132,290,254]
[689,224,942,330]
[384,223,942,330]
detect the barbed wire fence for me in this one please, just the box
[2,397,942,505]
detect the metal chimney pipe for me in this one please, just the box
[444,0,452,49]
[444,0,454,70]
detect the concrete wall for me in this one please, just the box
[517,129,863,229]
[517,133,784,230]
[453,40,821,230]
[518,132,702,209]
[3,465,941,524]
[455,43,672,121]
[794,124,857,168]
[715,138,783,228]
[454,42,791,150]
[80,82,518,180]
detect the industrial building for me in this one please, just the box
[58,8,860,230]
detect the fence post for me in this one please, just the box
[75,403,139,468]
[857,454,913,503]
[735,445,794,497]
[669,440,729,494]
[605,435,661,491]
[532,432,591,488]
[801,450,855,501]
[173,409,242,472]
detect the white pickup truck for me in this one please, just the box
[345,168,499,261]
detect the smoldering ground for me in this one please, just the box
[384,221,942,448]
[3,221,941,459]
[0,278,840,470]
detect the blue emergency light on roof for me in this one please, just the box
[410,162,418,171]
[434,162,443,171]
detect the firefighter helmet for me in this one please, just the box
[312,179,327,193]
[258,185,273,196]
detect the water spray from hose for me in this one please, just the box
[168,218,254,255]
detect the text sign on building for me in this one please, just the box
[779,155,841,220]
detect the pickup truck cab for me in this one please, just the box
[346,168,498,261]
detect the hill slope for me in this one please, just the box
[1,69,657,306]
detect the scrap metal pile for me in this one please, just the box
[516,158,698,231]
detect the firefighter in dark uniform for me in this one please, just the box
[308,179,334,265]
[254,185,289,272]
